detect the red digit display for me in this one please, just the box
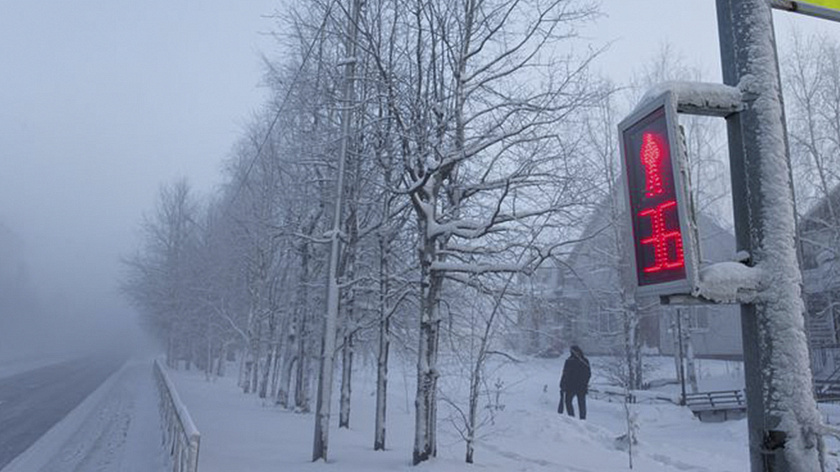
[622,105,686,287]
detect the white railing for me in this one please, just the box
[154,358,201,472]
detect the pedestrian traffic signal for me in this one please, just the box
[619,92,696,296]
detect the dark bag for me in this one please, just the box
[557,390,565,414]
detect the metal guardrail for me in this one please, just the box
[153,359,201,472]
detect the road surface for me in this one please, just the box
[0,353,126,469]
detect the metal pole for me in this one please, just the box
[716,1,823,470]
[313,0,362,462]
[677,308,686,406]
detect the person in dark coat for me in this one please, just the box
[559,345,591,419]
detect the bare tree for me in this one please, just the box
[123,179,200,367]
[356,0,603,463]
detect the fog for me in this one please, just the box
[0,1,276,361]
[0,1,833,362]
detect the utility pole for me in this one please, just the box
[313,0,362,462]
[677,309,686,406]
[716,1,823,470]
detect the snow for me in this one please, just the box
[636,81,742,117]
[160,355,840,472]
[1,357,166,472]
[696,261,761,303]
[736,0,825,468]
[6,354,840,471]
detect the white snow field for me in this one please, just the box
[166,356,840,472]
[5,355,840,471]
[1,357,166,472]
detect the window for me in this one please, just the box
[688,308,709,330]
[597,308,620,334]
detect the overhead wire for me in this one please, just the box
[226,0,339,208]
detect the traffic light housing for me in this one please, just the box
[619,92,697,297]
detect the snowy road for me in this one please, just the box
[0,353,126,469]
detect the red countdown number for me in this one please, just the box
[621,104,688,289]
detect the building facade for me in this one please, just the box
[520,200,743,359]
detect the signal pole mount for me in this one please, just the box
[716,0,823,471]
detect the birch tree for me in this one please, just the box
[784,32,840,271]
[357,0,602,463]
[123,179,200,367]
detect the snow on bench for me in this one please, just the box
[684,390,746,422]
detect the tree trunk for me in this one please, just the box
[374,221,392,450]
[260,343,275,399]
[339,332,354,428]
[260,310,278,399]
[624,307,642,390]
[681,311,698,393]
[413,237,442,465]
[671,312,683,387]
[243,360,253,393]
[237,349,246,389]
[277,355,295,408]
[216,342,227,377]
[295,244,312,412]
[295,320,310,412]
[205,333,213,381]
[374,311,390,450]
[276,328,296,407]
[270,342,281,399]
[338,210,359,429]
[465,355,480,464]
[166,331,175,368]
[250,323,262,395]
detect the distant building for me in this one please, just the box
[519,198,743,359]
[799,185,840,379]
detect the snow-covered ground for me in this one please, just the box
[5,354,838,471]
[1,357,166,472]
[166,355,840,472]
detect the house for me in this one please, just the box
[520,197,743,360]
[798,185,840,379]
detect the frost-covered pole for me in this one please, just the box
[312,0,361,462]
[716,1,824,470]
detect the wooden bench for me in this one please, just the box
[684,390,746,422]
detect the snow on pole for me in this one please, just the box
[716,0,824,470]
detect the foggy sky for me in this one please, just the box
[0,1,835,358]
[0,1,277,357]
